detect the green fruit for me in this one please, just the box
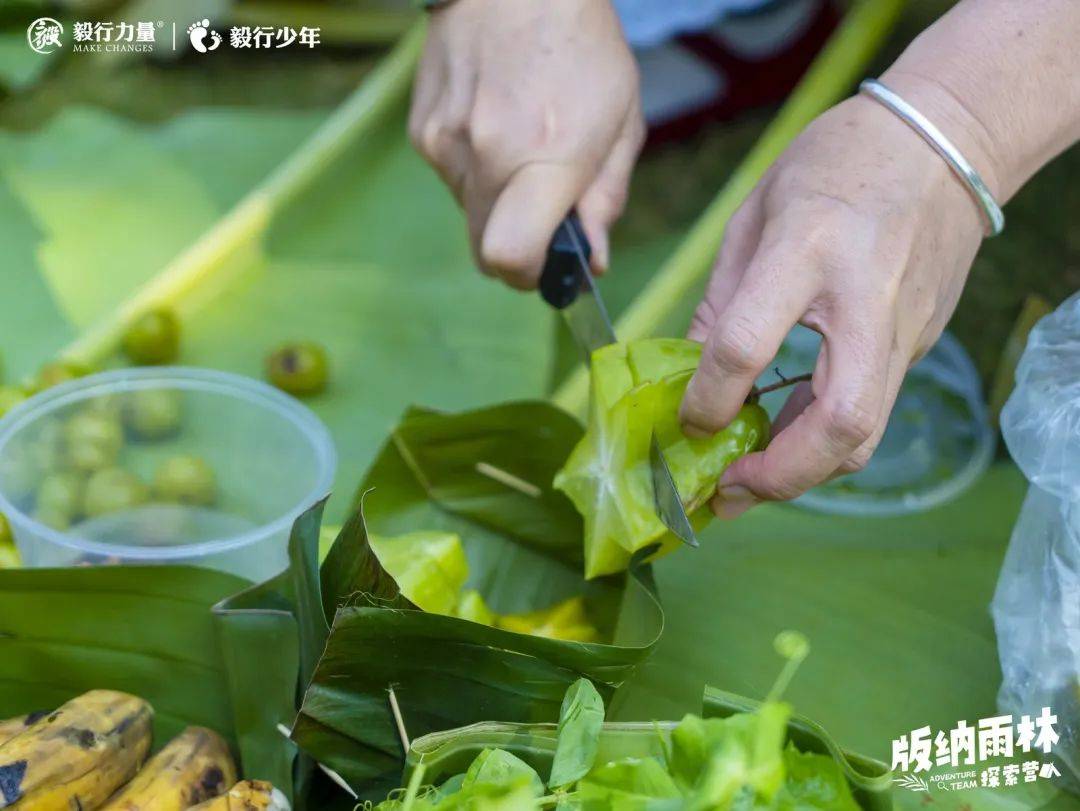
[0,386,27,418]
[0,512,12,546]
[266,342,329,396]
[124,390,182,440]
[64,411,124,471]
[83,468,149,518]
[0,544,19,568]
[26,361,92,394]
[122,309,181,365]
[35,471,86,529]
[153,455,216,506]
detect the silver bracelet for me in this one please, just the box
[859,79,1004,237]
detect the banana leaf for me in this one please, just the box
[0,564,295,768]
[290,401,664,797]
[401,687,892,811]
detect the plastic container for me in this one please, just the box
[757,327,995,516]
[0,367,336,581]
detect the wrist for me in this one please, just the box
[878,68,1011,204]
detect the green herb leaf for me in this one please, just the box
[464,749,545,798]
[549,679,605,789]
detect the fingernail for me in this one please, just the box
[713,485,757,520]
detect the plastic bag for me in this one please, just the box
[992,290,1080,783]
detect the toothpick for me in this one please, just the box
[475,462,542,498]
[275,723,358,799]
[387,684,411,752]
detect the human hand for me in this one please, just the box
[408,0,644,288]
[678,85,998,518]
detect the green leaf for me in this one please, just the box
[776,746,861,811]
[0,564,299,797]
[702,688,891,811]
[291,402,663,797]
[463,749,545,798]
[549,679,606,788]
[577,758,682,810]
[554,339,769,579]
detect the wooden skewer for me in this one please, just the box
[475,462,542,498]
[275,723,357,799]
[388,684,411,752]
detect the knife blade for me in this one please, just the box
[540,214,698,548]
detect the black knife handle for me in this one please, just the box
[540,213,592,310]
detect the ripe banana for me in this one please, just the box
[101,727,236,811]
[0,714,49,747]
[185,781,289,811]
[0,689,153,810]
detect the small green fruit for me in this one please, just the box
[0,386,27,418]
[153,455,216,506]
[0,512,13,546]
[35,471,86,529]
[123,309,181,365]
[0,543,19,568]
[27,361,92,395]
[124,390,183,440]
[83,468,149,518]
[266,342,329,396]
[64,411,124,471]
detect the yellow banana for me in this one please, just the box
[184,781,289,811]
[0,714,50,747]
[101,727,236,811]
[0,689,153,810]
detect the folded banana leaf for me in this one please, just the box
[0,564,298,779]
[289,402,664,797]
[401,687,892,810]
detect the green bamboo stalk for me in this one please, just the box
[60,20,427,367]
[551,0,904,416]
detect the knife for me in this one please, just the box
[540,214,698,548]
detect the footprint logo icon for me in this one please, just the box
[187,19,222,53]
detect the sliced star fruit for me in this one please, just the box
[555,338,770,579]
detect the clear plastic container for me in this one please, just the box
[0,367,336,581]
[757,327,996,516]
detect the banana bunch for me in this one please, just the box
[0,692,286,811]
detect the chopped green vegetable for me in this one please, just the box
[122,308,181,365]
[554,339,770,579]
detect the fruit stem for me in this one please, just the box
[749,372,812,400]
